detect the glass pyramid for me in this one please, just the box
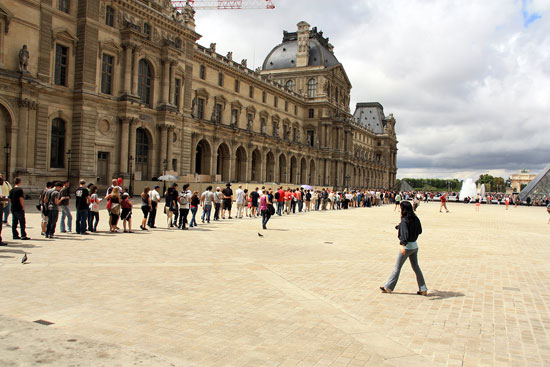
[519,164,550,202]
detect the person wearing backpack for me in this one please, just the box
[107,187,121,233]
[88,185,101,232]
[213,187,222,221]
[44,182,63,238]
[177,184,191,230]
[200,186,214,223]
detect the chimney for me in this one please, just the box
[296,21,310,67]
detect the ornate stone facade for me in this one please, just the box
[0,0,397,191]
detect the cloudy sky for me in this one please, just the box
[190,0,550,180]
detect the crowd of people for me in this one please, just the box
[2,174,550,246]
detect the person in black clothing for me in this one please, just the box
[250,187,260,218]
[221,183,233,219]
[380,201,428,296]
[9,177,30,240]
[74,179,90,234]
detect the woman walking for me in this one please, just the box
[380,201,428,296]
[260,189,273,230]
[140,187,151,230]
[121,192,133,233]
[189,191,200,228]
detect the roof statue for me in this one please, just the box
[519,163,550,201]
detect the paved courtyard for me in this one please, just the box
[0,201,549,366]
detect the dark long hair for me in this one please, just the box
[400,201,417,220]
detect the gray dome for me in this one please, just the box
[262,38,340,70]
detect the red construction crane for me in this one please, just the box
[171,0,275,10]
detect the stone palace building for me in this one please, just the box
[0,0,397,191]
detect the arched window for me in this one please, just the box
[138,59,152,105]
[50,118,66,168]
[307,78,317,98]
[285,80,295,91]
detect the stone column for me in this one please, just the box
[167,127,173,168]
[119,118,129,173]
[122,43,133,95]
[161,59,170,104]
[274,154,280,183]
[26,101,37,169]
[128,118,137,164]
[131,46,141,96]
[159,125,168,173]
[16,99,29,171]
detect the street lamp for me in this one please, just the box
[66,149,72,181]
[162,159,167,195]
[3,143,10,182]
[128,155,134,197]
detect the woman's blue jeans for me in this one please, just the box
[190,207,198,227]
[384,248,427,292]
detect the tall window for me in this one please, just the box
[174,78,181,107]
[143,23,151,40]
[197,98,205,119]
[294,105,298,115]
[50,118,65,168]
[175,38,181,49]
[274,96,278,108]
[234,79,240,93]
[213,103,222,123]
[138,59,152,105]
[285,80,295,91]
[262,91,266,103]
[101,54,114,95]
[284,101,288,112]
[231,109,239,125]
[54,44,68,86]
[249,85,254,98]
[307,78,317,98]
[308,108,314,118]
[58,0,69,13]
[135,128,149,179]
[335,87,339,103]
[105,6,115,27]
[218,72,223,87]
[199,65,205,79]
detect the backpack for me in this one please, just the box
[178,193,188,206]
[274,191,280,200]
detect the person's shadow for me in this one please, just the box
[390,290,464,300]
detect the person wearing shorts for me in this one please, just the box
[222,183,233,219]
[140,187,151,230]
[121,193,133,233]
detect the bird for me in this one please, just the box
[257,232,263,237]
[21,253,28,264]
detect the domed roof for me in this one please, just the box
[262,28,340,71]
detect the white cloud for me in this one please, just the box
[190,0,550,180]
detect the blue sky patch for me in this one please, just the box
[522,0,542,27]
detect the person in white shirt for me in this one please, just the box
[200,186,214,223]
[235,185,246,219]
[177,184,192,230]
[147,185,161,228]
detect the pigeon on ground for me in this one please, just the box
[21,253,28,264]
[258,232,263,237]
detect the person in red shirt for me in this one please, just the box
[276,186,285,216]
[439,193,449,213]
[284,189,293,214]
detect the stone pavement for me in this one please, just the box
[0,202,549,366]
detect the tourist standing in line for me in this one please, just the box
[0,174,11,227]
[178,184,191,229]
[45,182,63,238]
[88,185,101,232]
[200,186,214,223]
[189,190,200,227]
[0,175,9,245]
[235,185,245,219]
[140,187,151,231]
[276,186,285,215]
[74,179,90,234]
[250,187,260,218]
[260,188,273,230]
[38,182,52,235]
[107,187,121,233]
[305,189,311,211]
[213,187,222,221]
[164,185,178,229]
[380,201,427,296]
[59,180,72,233]
[148,185,160,228]
[120,192,133,233]
[221,183,233,219]
[9,177,30,240]
[394,193,401,212]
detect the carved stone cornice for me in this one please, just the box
[18,98,37,110]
